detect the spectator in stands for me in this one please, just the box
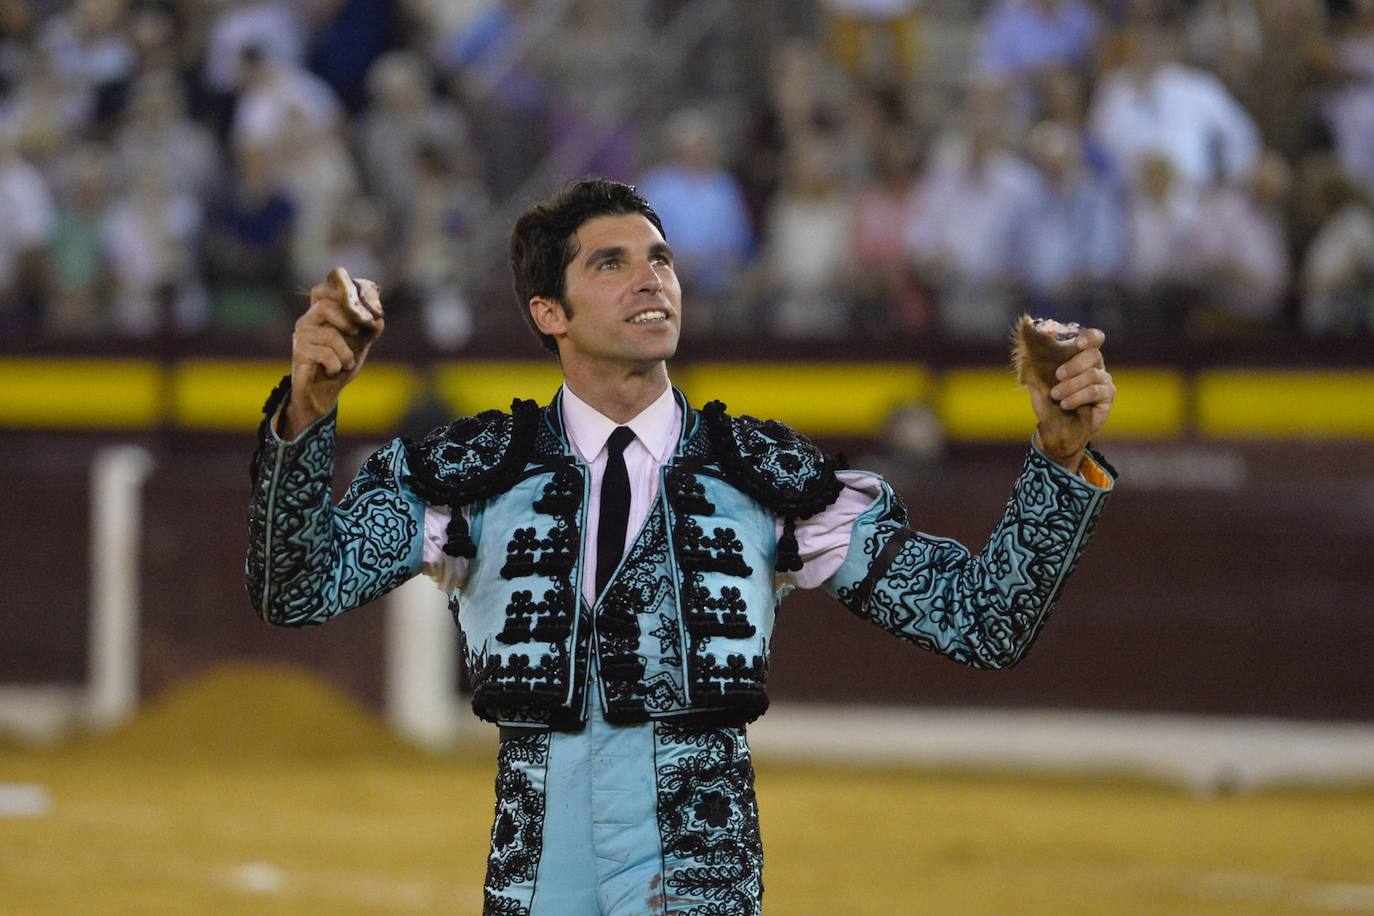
[638,108,754,326]
[231,45,358,290]
[1186,0,1263,89]
[1186,151,1292,336]
[1089,18,1261,192]
[0,43,94,171]
[358,50,471,230]
[1121,153,1205,333]
[758,135,856,338]
[0,2,36,96]
[975,0,1101,83]
[37,0,135,128]
[539,0,651,180]
[103,164,209,338]
[1300,159,1374,335]
[1242,0,1334,164]
[315,193,387,302]
[203,0,304,97]
[906,83,1040,340]
[396,140,487,350]
[46,145,113,336]
[231,44,342,153]
[1041,65,1118,183]
[739,36,852,229]
[125,2,182,76]
[203,141,296,337]
[307,0,399,112]
[851,125,932,333]
[1325,0,1374,198]
[820,0,926,81]
[1022,120,1129,331]
[114,71,221,201]
[435,0,551,198]
[0,127,56,334]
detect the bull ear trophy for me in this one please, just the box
[328,265,383,329]
[1011,314,1083,396]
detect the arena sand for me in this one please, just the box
[2,663,1372,915]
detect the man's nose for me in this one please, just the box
[635,260,664,293]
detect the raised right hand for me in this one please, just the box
[282,269,385,438]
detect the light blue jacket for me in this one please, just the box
[247,380,1115,729]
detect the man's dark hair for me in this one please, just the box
[509,177,666,356]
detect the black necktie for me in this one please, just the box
[595,426,636,597]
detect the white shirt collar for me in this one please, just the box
[560,382,680,464]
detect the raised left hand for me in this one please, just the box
[1029,327,1115,472]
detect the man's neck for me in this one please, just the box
[561,361,670,423]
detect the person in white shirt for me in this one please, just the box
[248,177,1117,914]
[1089,19,1261,192]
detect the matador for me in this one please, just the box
[246,177,1118,915]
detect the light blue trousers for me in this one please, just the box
[482,700,764,915]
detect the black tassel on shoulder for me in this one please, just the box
[444,506,477,559]
[775,516,803,572]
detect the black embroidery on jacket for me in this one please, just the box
[654,722,764,915]
[832,446,1111,670]
[248,373,293,485]
[247,402,418,627]
[597,504,688,721]
[470,460,584,724]
[664,461,767,720]
[483,732,549,915]
[403,399,541,557]
[699,400,844,572]
[699,400,844,520]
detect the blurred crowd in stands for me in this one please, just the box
[2,0,1373,351]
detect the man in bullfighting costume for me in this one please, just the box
[246,177,1117,915]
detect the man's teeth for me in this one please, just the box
[630,310,666,323]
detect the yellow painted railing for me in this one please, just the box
[2,357,1371,440]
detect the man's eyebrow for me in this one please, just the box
[583,245,626,268]
[650,242,674,261]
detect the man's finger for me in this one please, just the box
[295,327,358,372]
[1050,367,1111,400]
[309,298,367,337]
[308,281,347,309]
[1054,346,1105,381]
[1060,382,1116,412]
[1074,327,1106,350]
[298,342,346,378]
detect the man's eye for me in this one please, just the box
[651,255,672,267]
[598,260,619,270]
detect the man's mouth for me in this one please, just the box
[628,309,669,324]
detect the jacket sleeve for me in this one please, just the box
[245,387,427,627]
[821,443,1115,669]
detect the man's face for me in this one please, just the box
[536,213,682,370]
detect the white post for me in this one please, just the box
[386,576,460,749]
[86,445,155,732]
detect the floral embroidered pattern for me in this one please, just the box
[654,722,763,915]
[832,446,1112,669]
[246,387,420,627]
[597,504,687,720]
[403,399,540,558]
[699,401,844,521]
[483,732,550,915]
[404,401,538,506]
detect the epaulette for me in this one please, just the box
[700,400,846,572]
[404,399,541,558]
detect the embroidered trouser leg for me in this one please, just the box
[482,704,764,915]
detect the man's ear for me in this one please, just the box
[529,296,569,338]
